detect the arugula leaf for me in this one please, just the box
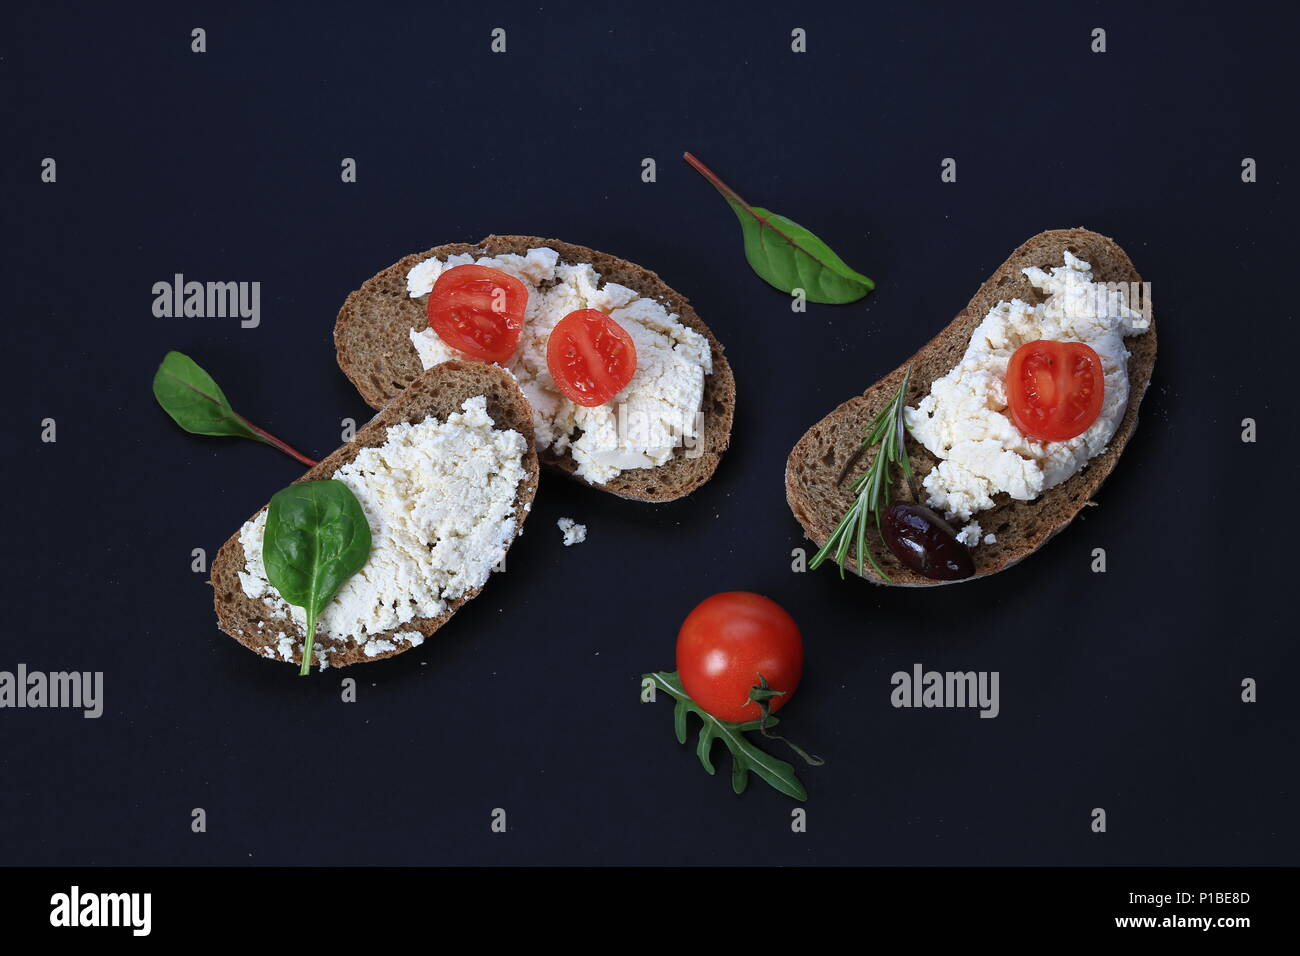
[644,670,807,801]
[684,152,874,304]
[152,351,317,466]
[263,480,371,676]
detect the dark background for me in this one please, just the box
[2,0,1296,866]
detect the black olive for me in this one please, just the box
[882,503,976,581]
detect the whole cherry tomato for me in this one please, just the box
[676,592,803,723]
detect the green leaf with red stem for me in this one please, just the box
[152,351,317,466]
[683,151,874,304]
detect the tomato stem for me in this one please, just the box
[750,674,825,768]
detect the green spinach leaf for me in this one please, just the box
[685,152,874,304]
[263,480,371,676]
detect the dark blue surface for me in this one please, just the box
[2,0,1296,865]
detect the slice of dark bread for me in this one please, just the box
[333,235,734,502]
[211,362,540,667]
[786,228,1156,586]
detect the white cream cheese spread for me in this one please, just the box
[904,252,1150,526]
[237,395,527,660]
[406,248,712,485]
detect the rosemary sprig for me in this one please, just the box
[809,367,914,581]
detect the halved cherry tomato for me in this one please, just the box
[1006,340,1105,442]
[427,264,528,363]
[546,309,638,407]
[676,592,803,724]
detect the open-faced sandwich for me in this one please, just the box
[211,363,539,668]
[333,236,734,502]
[787,228,1156,585]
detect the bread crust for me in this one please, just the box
[333,236,734,502]
[785,228,1157,586]
[211,362,540,667]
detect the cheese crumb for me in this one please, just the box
[363,638,397,658]
[395,631,425,648]
[956,521,982,548]
[557,517,587,547]
[983,533,997,545]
